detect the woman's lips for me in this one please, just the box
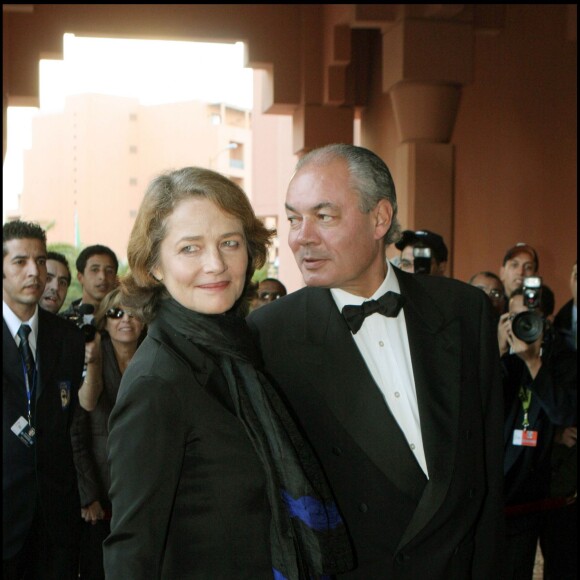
[197,281,230,290]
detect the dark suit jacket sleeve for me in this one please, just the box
[528,345,577,426]
[71,405,101,507]
[472,295,506,578]
[103,372,188,579]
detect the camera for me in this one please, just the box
[63,303,97,343]
[511,276,545,344]
[413,246,432,275]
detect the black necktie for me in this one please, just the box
[342,291,405,334]
[17,324,35,386]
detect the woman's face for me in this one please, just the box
[105,305,145,345]
[153,197,248,315]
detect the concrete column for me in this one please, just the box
[382,17,475,270]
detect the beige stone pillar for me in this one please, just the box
[382,17,475,271]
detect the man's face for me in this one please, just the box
[285,158,392,297]
[470,273,506,317]
[77,254,118,306]
[500,250,537,297]
[252,279,287,310]
[40,259,70,313]
[3,238,47,319]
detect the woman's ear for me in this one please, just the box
[150,267,163,282]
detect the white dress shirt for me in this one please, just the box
[3,301,40,360]
[330,265,429,477]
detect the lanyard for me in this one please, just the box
[518,385,532,431]
[19,357,37,427]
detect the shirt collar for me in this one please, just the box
[3,301,40,342]
[330,262,401,312]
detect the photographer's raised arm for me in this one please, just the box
[79,331,103,411]
[508,332,543,379]
[498,312,512,357]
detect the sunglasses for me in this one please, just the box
[106,307,136,320]
[257,291,285,301]
[475,286,504,300]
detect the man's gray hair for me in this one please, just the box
[295,143,402,245]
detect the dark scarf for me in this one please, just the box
[160,297,353,580]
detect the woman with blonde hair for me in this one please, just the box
[71,287,146,580]
[103,167,353,579]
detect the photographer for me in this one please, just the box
[499,280,576,579]
[60,245,119,411]
[394,229,449,276]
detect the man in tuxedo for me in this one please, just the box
[248,144,505,579]
[3,220,85,579]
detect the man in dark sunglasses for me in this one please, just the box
[250,278,287,312]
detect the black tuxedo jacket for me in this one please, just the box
[3,308,85,559]
[248,268,505,579]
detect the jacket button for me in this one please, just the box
[358,503,368,513]
[332,446,342,456]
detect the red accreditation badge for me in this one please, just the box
[512,429,538,447]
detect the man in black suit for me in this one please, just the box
[3,220,85,579]
[248,144,505,579]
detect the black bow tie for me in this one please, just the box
[342,291,405,334]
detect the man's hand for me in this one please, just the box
[82,500,105,525]
[554,426,577,448]
[508,328,543,379]
[84,331,102,365]
[498,312,512,356]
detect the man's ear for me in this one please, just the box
[77,271,83,284]
[436,260,448,276]
[374,200,393,240]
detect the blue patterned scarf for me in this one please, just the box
[161,297,354,579]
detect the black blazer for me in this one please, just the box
[248,268,505,579]
[103,310,274,580]
[2,308,85,559]
[502,331,577,507]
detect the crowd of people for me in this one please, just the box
[3,143,576,580]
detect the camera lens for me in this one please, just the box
[512,311,544,343]
[81,323,97,343]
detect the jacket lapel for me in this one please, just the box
[394,271,462,549]
[36,308,65,400]
[3,320,24,387]
[298,288,427,499]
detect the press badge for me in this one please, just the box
[59,381,71,409]
[512,429,538,447]
[11,416,36,447]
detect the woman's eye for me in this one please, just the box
[222,240,239,248]
[181,245,198,254]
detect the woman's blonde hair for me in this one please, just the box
[121,167,274,322]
